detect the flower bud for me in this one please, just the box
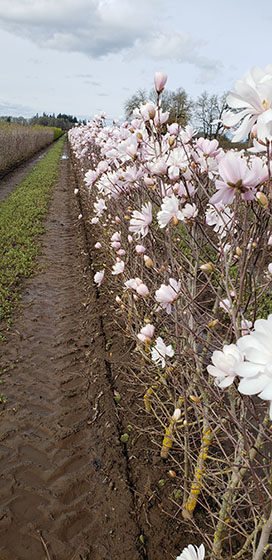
[168,470,176,478]
[144,255,154,268]
[168,135,176,147]
[172,408,181,422]
[200,262,214,273]
[136,283,149,297]
[154,72,167,93]
[256,191,268,208]
[189,395,201,403]
[208,319,219,328]
[236,246,242,257]
[172,216,179,226]
[144,176,155,187]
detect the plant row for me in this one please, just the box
[68,67,272,560]
[0,121,63,175]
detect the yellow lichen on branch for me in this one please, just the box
[182,425,213,518]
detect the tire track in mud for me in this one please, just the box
[0,143,143,560]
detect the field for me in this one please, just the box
[0,69,272,560]
[0,121,63,176]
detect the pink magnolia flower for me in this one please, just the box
[136,283,149,297]
[210,152,264,205]
[154,109,169,126]
[196,138,221,157]
[150,158,168,176]
[129,202,153,238]
[74,188,79,195]
[241,318,253,335]
[111,241,121,250]
[135,245,146,254]
[112,260,125,275]
[94,270,104,286]
[94,242,102,249]
[117,249,126,256]
[126,143,138,158]
[111,232,121,242]
[155,278,181,314]
[157,195,183,228]
[151,337,174,368]
[124,278,142,290]
[137,324,155,343]
[154,72,167,93]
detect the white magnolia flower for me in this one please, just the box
[94,270,104,287]
[129,202,153,238]
[222,65,272,142]
[94,197,106,216]
[236,315,272,417]
[180,203,198,222]
[205,203,235,239]
[176,543,205,560]
[151,337,174,368]
[157,195,183,228]
[207,344,243,388]
[112,260,125,275]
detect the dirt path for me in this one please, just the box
[0,143,54,203]
[0,143,143,560]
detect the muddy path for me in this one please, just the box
[0,143,144,559]
[0,143,55,203]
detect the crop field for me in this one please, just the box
[0,121,63,175]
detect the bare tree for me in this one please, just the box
[194,91,227,138]
[124,87,193,126]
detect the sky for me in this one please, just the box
[0,0,272,121]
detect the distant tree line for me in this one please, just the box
[124,87,247,148]
[0,113,87,131]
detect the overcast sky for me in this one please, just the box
[0,0,271,121]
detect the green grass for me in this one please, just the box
[0,134,66,332]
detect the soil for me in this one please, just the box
[0,143,53,203]
[0,141,190,559]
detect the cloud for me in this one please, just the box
[0,99,34,117]
[0,0,222,82]
[133,32,222,82]
[0,0,160,56]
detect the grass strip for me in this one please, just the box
[0,134,66,334]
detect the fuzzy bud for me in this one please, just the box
[168,135,176,147]
[144,177,155,187]
[256,191,268,208]
[171,216,179,226]
[144,255,154,268]
[236,246,242,257]
[200,262,214,273]
[208,319,219,328]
